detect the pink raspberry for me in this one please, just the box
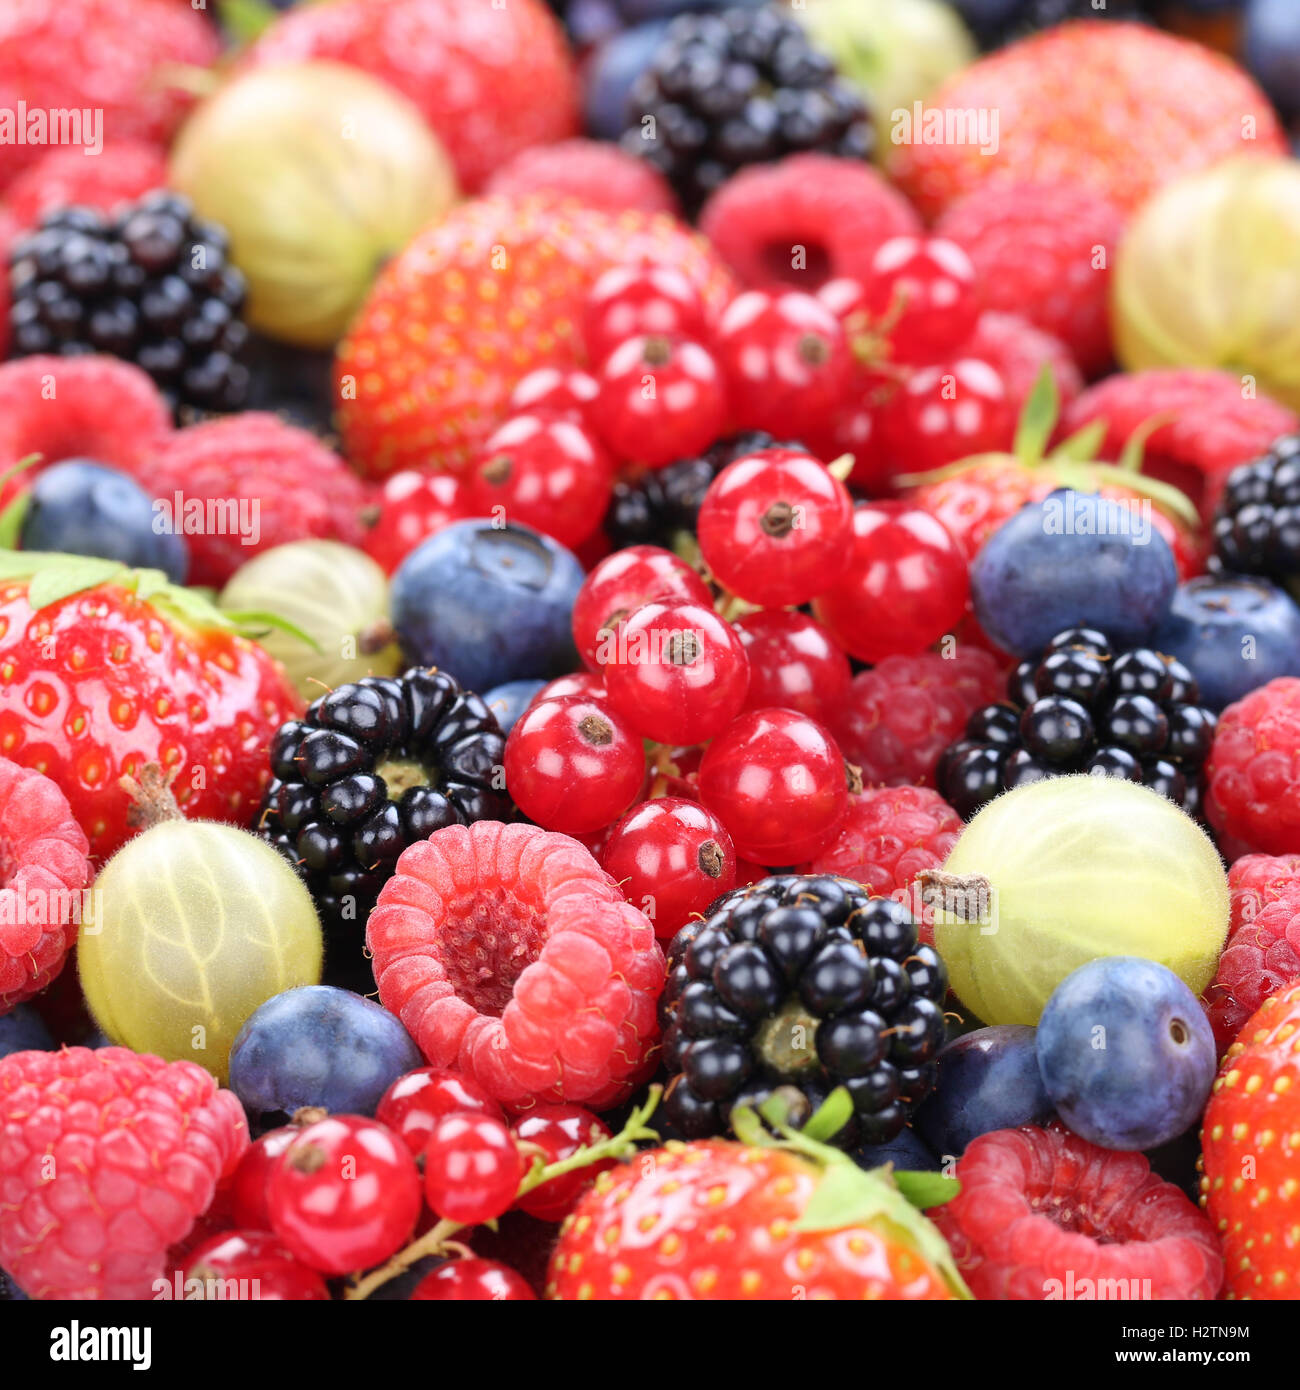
[966,310,1082,421]
[929,1125,1223,1301]
[4,140,168,230]
[0,1047,248,1299]
[366,821,664,1112]
[484,139,678,216]
[1205,678,1300,856]
[831,648,1006,788]
[0,758,90,1012]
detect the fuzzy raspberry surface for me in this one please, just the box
[1206,679,1300,857]
[4,141,168,231]
[484,140,678,216]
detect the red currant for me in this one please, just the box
[734,609,852,723]
[411,1257,536,1301]
[878,356,1013,473]
[812,501,970,664]
[583,265,710,364]
[376,1067,505,1159]
[602,599,750,745]
[181,1230,330,1301]
[469,412,612,550]
[601,796,736,940]
[423,1112,523,1226]
[529,670,607,705]
[230,1124,297,1231]
[715,290,853,441]
[363,470,468,575]
[697,708,852,865]
[696,447,853,606]
[591,335,727,469]
[571,544,712,672]
[508,365,599,419]
[266,1115,421,1276]
[816,276,869,321]
[504,694,646,833]
[861,236,979,364]
[512,1104,615,1221]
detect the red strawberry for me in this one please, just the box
[4,140,168,231]
[0,0,217,192]
[547,1137,966,1300]
[132,413,371,588]
[337,196,734,479]
[1201,984,1300,1299]
[891,21,1285,220]
[246,0,579,194]
[1063,368,1300,520]
[0,554,302,864]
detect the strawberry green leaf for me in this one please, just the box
[27,556,129,610]
[803,1085,854,1143]
[220,608,323,653]
[216,0,279,44]
[1012,363,1060,467]
[891,1169,961,1210]
[0,491,28,552]
[1117,411,1178,475]
[1049,419,1107,462]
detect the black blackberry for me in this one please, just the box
[604,429,793,552]
[937,626,1216,820]
[956,0,1150,51]
[258,668,512,945]
[620,6,872,214]
[659,874,947,1148]
[8,192,250,415]
[1210,436,1300,597]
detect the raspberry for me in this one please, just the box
[133,413,370,587]
[929,1124,1223,1301]
[4,141,168,231]
[0,354,171,510]
[1062,368,1300,521]
[0,759,90,1013]
[366,821,664,1112]
[1203,878,1300,1055]
[483,139,678,216]
[698,153,920,291]
[936,181,1124,377]
[802,786,961,942]
[0,1046,248,1300]
[831,649,1006,788]
[1205,678,1300,856]
[965,311,1083,421]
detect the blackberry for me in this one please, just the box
[8,192,250,415]
[621,6,872,214]
[258,668,512,953]
[956,0,1150,51]
[659,874,948,1148]
[604,429,792,552]
[937,627,1216,821]
[1210,435,1300,597]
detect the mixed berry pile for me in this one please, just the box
[1,0,1300,1310]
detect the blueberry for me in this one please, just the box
[19,459,189,582]
[913,1025,1052,1159]
[0,1266,26,1301]
[0,1003,54,1060]
[391,520,585,693]
[1245,0,1300,120]
[851,1124,940,1174]
[970,490,1178,657]
[1152,575,1300,711]
[228,985,422,1121]
[482,679,545,735]
[584,21,673,139]
[1036,957,1217,1152]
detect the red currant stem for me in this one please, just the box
[714,591,754,623]
[825,453,854,485]
[343,1087,663,1301]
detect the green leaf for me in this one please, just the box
[1012,364,1060,467]
[803,1086,854,1143]
[892,1169,961,1210]
[1049,419,1107,463]
[217,0,280,44]
[27,557,128,610]
[729,1103,767,1148]
[1117,411,1178,475]
[0,490,29,551]
[219,608,324,653]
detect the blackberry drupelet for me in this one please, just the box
[660,874,948,1148]
[620,6,872,214]
[258,668,512,941]
[8,192,250,415]
[937,626,1217,821]
[605,429,792,552]
[1210,436,1300,595]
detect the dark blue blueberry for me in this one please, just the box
[1245,0,1300,119]
[851,1123,940,1174]
[914,1025,1052,1160]
[0,1266,27,1300]
[0,1004,53,1060]
[1036,957,1217,1152]
[19,459,189,582]
[482,678,546,735]
[228,985,422,1121]
[1153,575,1300,712]
[584,21,673,138]
[391,520,585,692]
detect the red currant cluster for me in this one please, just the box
[185,1067,633,1300]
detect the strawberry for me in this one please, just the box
[890,21,1285,220]
[245,0,580,194]
[547,1122,968,1301]
[336,196,734,479]
[0,0,217,192]
[1200,983,1300,1299]
[0,554,302,864]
